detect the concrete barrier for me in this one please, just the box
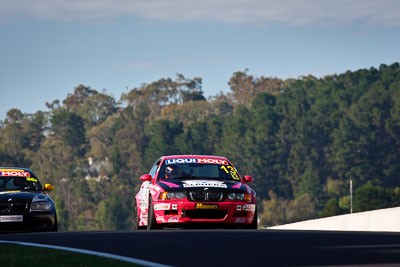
[267,206,400,232]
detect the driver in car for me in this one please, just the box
[165,165,190,179]
[13,177,28,190]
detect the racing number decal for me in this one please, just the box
[221,166,240,180]
[26,177,38,182]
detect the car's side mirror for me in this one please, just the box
[243,175,254,183]
[44,184,54,191]
[140,174,152,181]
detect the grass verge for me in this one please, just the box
[0,244,143,267]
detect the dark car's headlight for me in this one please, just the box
[159,191,187,200]
[227,192,251,201]
[30,200,53,211]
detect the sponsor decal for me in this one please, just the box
[0,215,23,222]
[236,205,242,211]
[195,203,219,210]
[243,204,256,211]
[151,185,162,193]
[197,158,228,165]
[166,158,228,165]
[154,203,171,211]
[183,180,227,188]
[166,158,197,165]
[156,215,166,223]
[0,169,26,172]
[168,216,179,223]
[0,171,30,177]
[172,204,178,210]
[26,177,38,182]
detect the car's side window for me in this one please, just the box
[149,160,161,178]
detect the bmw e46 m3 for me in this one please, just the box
[134,155,257,229]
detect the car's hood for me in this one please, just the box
[0,191,47,203]
[156,179,246,192]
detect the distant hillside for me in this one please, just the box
[1,64,400,229]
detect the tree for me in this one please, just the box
[63,85,117,126]
[353,181,395,212]
[50,110,87,155]
[95,186,132,230]
[228,70,282,105]
[143,119,183,169]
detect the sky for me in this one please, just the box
[1,0,400,119]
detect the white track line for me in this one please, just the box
[0,240,173,267]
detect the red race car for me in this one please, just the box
[134,155,257,229]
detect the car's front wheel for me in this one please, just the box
[147,198,161,230]
[245,208,258,229]
[240,207,258,229]
[133,200,146,230]
[53,213,58,232]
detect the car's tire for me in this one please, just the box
[243,207,258,229]
[53,214,58,232]
[147,198,161,230]
[133,200,145,230]
[248,208,258,229]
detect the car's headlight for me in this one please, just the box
[159,191,187,200]
[227,192,251,201]
[227,193,236,200]
[30,200,52,211]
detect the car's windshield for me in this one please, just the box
[0,176,42,191]
[158,159,241,181]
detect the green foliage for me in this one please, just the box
[95,186,132,230]
[50,110,87,155]
[353,181,398,212]
[143,119,183,169]
[319,198,346,217]
[259,191,316,227]
[54,196,69,231]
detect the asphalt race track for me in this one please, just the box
[2,229,400,266]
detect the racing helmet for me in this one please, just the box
[165,166,180,179]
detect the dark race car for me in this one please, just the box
[134,155,257,229]
[0,167,57,232]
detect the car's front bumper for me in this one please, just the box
[153,201,256,225]
[0,210,56,233]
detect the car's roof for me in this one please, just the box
[160,155,228,160]
[0,167,32,172]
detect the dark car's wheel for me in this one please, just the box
[147,198,161,230]
[134,200,145,230]
[53,214,58,232]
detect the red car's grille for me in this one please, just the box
[186,210,227,219]
[190,191,205,201]
[189,191,223,202]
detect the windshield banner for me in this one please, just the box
[0,171,30,177]
[166,158,228,165]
